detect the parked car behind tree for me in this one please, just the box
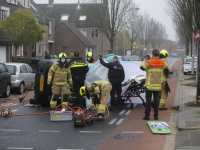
[0,63,11,97]
[6,63,35,94]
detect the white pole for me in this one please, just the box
[196,41,199,83]
[124,27,125,56]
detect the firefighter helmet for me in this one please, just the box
[59,53,67,60]
[86,52,93,58]
[80,86,86,96]
[160,49,169,58]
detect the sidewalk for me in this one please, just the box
[171,66,200,150]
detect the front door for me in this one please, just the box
[0,46,6,62]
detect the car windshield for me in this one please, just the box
[6,65,16,75]
[186,58,197,62]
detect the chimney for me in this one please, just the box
[49,0,54,5]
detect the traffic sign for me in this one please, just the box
[193,30,200,41]
[141,45,145,47]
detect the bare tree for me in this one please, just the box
[81,0,133,52]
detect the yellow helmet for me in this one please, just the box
[80,86,86,96]
[86,52,93,58]
[59,53,67,59]
[160,49,169,58]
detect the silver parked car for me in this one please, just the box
[5,63,35,94]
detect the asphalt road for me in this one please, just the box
[0,57,178,150]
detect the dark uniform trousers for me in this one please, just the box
[110,79,122,106]
[73,76,85,106]
[145,89,159,117]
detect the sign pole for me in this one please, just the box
[196,41,199,83]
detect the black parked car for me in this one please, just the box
[0,63,11,97]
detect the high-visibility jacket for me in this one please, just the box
[48,62,73,85]
[87,80,110,96]
[140,57,165,91]
[161,58,173,83]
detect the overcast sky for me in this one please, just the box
[33,0,176,41]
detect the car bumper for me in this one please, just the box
[11,80,21,88]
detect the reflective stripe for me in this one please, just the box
[51,67,55,72]
[53,82,68,85]
[68,79,72,81]
[90,103,95,107]
[62,102,68,106]
[94,87,99,94]
[70,64,87,68]
[48,76,52,79]
[55,71,68,74]
[98,104,105,110]
[148,69,163,72]
[96,104,99,108]
[141,62,147,70]
[160,99,166,103]
[50,101,57,106]
[147,87,161,90]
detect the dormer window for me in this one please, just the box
[1,6,10,20]
[61,14,69,21]
[7,0,17,5]
[24,0,30,8]
[79,15,87,21]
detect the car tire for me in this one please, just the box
[18,83,25,94]
[184,72,187,75]
[2,84,11,98]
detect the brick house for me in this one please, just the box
[37,0,111,59]
[56,22,94,58]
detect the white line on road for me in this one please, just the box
[11,109,18,112]
[125,110,131,115]
[119,110,126,115]
[79,131,101,133]
[116,119,124,125]
[108,118,118,125]
[39,130,60,133]
[7,147,33,149]
[0,129,20,132]
[122,131,143,134]
[169,58,178,68]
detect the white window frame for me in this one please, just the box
[17,47,20,56]
[49,20,52,35]
[1,6,10,20]
[24,0,30,8]
[79,15,87,21]
[61,14,69,21]
[80,30,87,37]
[91,28,99,39]
[7,0,17,5]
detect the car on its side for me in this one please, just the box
[182,57,197,75]
[0,62,11,97]
[6,63,35,94]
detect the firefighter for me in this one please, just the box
[159,49,173,110]
[140,49,166,120]
[79,80,112,117]
[100,56,125,111]
[47,53,73,109]
[86,52,96,69]
[69,51,89,107]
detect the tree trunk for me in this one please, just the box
[196,41,200,100]
[186,40,189,55]
[110,38,114,53]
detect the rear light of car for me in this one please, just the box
[185,62,190,65]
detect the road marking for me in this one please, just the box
[122,131,143,134]
[125,110,131,115]
[80,131,101,133]
[0,129,20,132]
[7,148,33,150]
[39,130,60,133]
[12,109,18,112]
[119,110,126,115]
[108,118,117,125]
[116,119,124,125]
[57,149,83,150]
[169,58,177,68]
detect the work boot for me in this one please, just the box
[143,116,149,120]
[108,105,114,111]
[154,116,158,120]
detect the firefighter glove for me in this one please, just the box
[97,93,101,99]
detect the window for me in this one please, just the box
[1,7,10,20]
[81,30,87,37]
[49,21,52,34]
[91,28,99,38]
[21,65,28,73]
[63,47,67,54]
[61,14,69,21]
[0,64,6,74]
[6,65,16,75]
[26,65,33,73]
[39,45,42,55]
[79,15,87,21]
[7,0,17,5]
[17,47,20,56]
[24,0,30,8]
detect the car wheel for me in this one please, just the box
[2,84,11,98]
[18,83,25,94]
[184,72,187,75]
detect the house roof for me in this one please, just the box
[0,0,21,43]
[37,3,102,28]
[61,22,94,47]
